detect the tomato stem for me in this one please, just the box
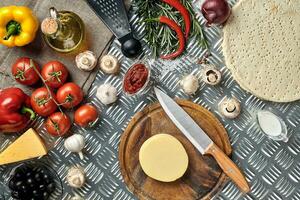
[14,69,26,81]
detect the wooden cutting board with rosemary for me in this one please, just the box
[119,100,231,200]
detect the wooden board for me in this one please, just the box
[119,100,232,200]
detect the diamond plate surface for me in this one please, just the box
[1,0,300,200]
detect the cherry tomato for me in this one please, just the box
[74,104,99,127]
[12,57,40,85]
[31,87,57,117]
[56,83,83,109]
[41,61,69,88]
[45,112,71,136]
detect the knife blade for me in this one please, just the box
[154,87,250,193]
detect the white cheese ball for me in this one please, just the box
[180,74,199,95]
[96,84,118,105]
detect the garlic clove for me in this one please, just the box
[219,97,241,119]
[75,51,97,71]
[100,55,120,74]
[180,74,199,95]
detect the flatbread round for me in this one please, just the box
[222,0,300,102]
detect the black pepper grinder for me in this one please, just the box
[86,0,142,58]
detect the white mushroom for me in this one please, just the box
[64,134,85,160]
[100,55,120,74]
[75,51,97,71]
[96,84,118,105]
[180,74,199,95]
[202,64,222,85]
[219,97,241,119]
[67,167,86,188]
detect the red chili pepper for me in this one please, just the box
[0,87,35,133]
[162,0,191,38]
[159,16,185,60]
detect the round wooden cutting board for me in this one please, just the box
[119,100,232,200]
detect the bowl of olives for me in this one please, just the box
[3,161,63,200]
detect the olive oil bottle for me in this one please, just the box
[41,7,85,53]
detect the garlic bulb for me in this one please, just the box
[67,167,86,188]
[64,134,85,159]
[180,74,199,95]
[96,84,118,105]
[75,51,97,71]
[219,97,241,119]
[100,55,120,74]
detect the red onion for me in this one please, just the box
[201,0,231,26]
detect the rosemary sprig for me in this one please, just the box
[133,0,209,57]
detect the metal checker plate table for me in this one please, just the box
[1,0,300,199]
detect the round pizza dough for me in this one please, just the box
[139,134,188,182]
[222,0,300,102]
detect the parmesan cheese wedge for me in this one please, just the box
[139,134,188,182]
[0,128,48,165]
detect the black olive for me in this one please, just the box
[11,190,21,199]
[26,178,34,185]
[21,184,28,194]
[8,178,17,190]
[26,171,33,178]
[121,38,142,58]
[34,173,42,182]
[39,184,46,191]
[15,181,23,190]
[46,183,55,193]
[14,171,24,180]
[32,190,41,197]
[42,191,49,200]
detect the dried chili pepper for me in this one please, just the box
[162,0,191,38]
[158,16,185,59]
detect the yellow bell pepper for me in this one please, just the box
[0,6,39,47]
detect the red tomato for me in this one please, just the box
[56,83,83,109]
[74,104,99,127]
[12,57,40,85]
[45,112,71,136]
[31,87,57,117]
[41,61,68,88]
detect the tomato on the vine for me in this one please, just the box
[74,104,99,127]
[56,83,83,109]
[45,112,71,136]
[31,87,57,117]
[12,57,40,85]
[41,61,68,88]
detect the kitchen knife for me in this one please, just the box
[85,0,142,58]
[154,87,250,193]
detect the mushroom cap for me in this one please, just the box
[219,97,241,119]
[75,51,97,71]
[100,55,120,74]
[202,64,222,85]
[67,167,86,188]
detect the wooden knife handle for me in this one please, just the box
[205,143,250,193]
